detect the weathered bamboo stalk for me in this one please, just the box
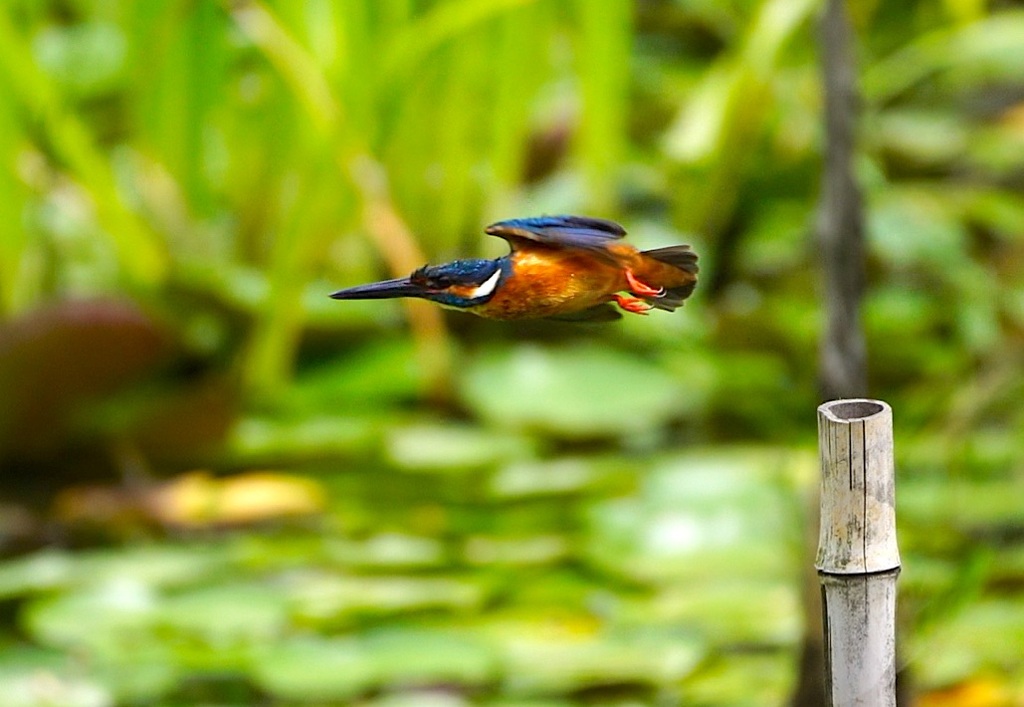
[816,399,900,706]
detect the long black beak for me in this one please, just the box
[329,277,426,300]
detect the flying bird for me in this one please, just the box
[330,215,698,321]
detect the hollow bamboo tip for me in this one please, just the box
[815,398,901,574]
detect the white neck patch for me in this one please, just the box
[468,269,502,300]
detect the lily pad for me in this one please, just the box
[0,544,231,600]
[14,588,180,700]
[287,340,425,409]
[386,424,534,473]
[366,692,472,707]
[583,450,797,585]
[363,629,497,687]
[251,636,375,700]
[252,630,496,700]
[900,480,1024,532]
[459,345,685,438]
[0,551,76,599]
[0,674,111,707]
[87,656,179,704]
[229,414,381,462]
[22,579,158,653]
[500,629,705,695]
[640,580,801,645]
[911,599,1024,687]
[325,533,447,569]
[487,457,632,500]
[463,535,570,567]
[289,572,488,625]
[680,652,796,706]
[155,582,291,646]
[0,645,113,707]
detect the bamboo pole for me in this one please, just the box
[816,399,900,706]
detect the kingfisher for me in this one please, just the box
[329,215,698,321]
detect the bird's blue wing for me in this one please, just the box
[484,215,626,254]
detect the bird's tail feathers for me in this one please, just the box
[641,246,698,311]
[642,245,698,274]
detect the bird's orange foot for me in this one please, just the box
[613,294,652,315]
[625,270,665,298]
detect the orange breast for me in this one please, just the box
[479,249,625,320]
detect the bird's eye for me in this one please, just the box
[410,267,430,285]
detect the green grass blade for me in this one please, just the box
[572,0,633,212]
[380,0,534,86]
[0,8,168,289]
[487,2,550,215]
[0,75,29,315]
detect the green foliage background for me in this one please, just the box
[0,0,1023,705]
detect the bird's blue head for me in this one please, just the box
[330,258,510,309]
[410,258,509,308]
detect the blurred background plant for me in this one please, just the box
[0,0,1023,705]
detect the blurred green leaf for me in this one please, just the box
[228,414,382,462]
[865,11,1024,102]
[463,534,569,567]
[0,545,230,601]
[500,627,705,695]
[912,600,1024,687]
[584,450,798,585]
[900,479,1024,531]
[363,628,497,685]
[635,580,800,645]
[32,22,126,98]
[874,110,969,165]
[681,652,795,706]
[386,423,534,473]
[252,629,496,700]
[460,344,685,438]
[487,457,632,500]
[573,0,632,208]
[868,188,969,268]
[23,579,158,654]
[0,645,112,707]
[0,10,168,286]
[380,0,533,85]
[287,340,425,409]
[325,533,447,570]
[290,572,489,624]
[155,582,290,645]
[251,635,374,700]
